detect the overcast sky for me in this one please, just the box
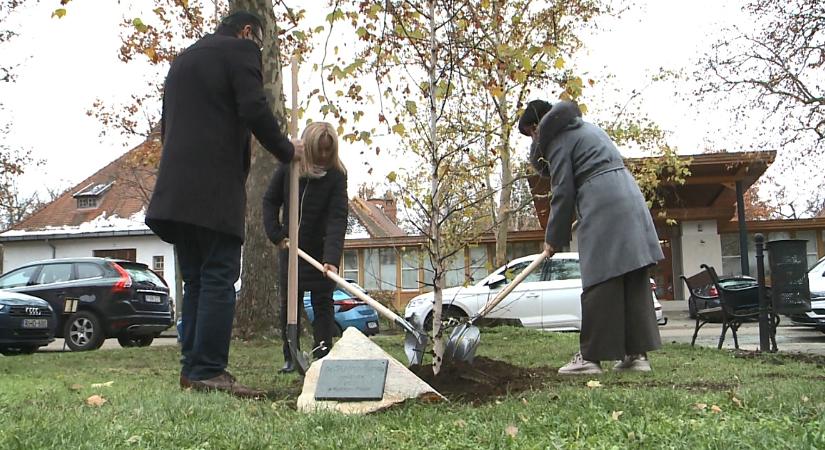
[2,0,788,205]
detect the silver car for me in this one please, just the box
[405,252,666,332]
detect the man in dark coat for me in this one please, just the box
[520,100,663,375]
[145,11,302,397]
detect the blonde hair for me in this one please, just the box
[298,122,347,178]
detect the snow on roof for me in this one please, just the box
[0,209,149,238]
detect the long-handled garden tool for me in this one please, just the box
[285,57,311,375]
[287,243,429,366]
[444,249,550,364]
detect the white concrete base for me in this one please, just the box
[297,328,444,414]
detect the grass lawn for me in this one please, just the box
[2,327,824,449]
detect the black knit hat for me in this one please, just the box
[518,100,552,136]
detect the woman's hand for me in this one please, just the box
[543,242,556,257]
[322,263,338,277]
[278,239,289,249]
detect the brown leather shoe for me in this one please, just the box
[190,372,265,399]
[180,374,192,389]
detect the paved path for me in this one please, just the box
[660,300,825,355]
[32,302,825,356]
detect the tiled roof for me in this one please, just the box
[8,134,160,232]
[348,197,406,238]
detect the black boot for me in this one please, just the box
[279,359,295,373]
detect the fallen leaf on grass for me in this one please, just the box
[68,384,83,391]
[85,395,107,407]
[521,398,528,405]
[801,396,810,403]
[611,410,624,421]
[694,403,708,411]
[731,396,743,407]
[586,380,602,388]
[125,435,141,444]
[710,405,722,414]
[505,425,519,438]
[91,381,114,388]
[454,419,467,428]
[518,413,529,423]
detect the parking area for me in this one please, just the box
[38,335,179,352]
[660,300,825,355]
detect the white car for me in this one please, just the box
[405,252,666,332]
[789,256,825,332]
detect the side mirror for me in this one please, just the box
[486,273,506,288]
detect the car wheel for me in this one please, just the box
[688,296,697,319]
[64,311,105,351]
[117,335,155,348]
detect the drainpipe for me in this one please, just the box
[45,238,56,258]
[736,180,750,276]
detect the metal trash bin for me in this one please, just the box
[766,239,812,315]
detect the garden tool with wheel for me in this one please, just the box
[444,248,551,364]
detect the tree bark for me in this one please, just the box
[231,0,286,338]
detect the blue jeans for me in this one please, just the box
[175,223,241,381]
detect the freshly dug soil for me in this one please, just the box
[411,357,555,404]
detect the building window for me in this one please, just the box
[153,256,164,273]
[342,250,359,283]
[468,245,490,283]
[93,248,137,262]
[76,197,99,209]
[401,249,420,291]
[444,252,465,288]
[506,241,542,262]
[364,248,397,291]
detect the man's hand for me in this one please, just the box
[322,263,338,277]
[291,138,305,161]
[278,238,289,249]
[543,242,556,257]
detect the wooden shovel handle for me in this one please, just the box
[286,58,300,324]
[475,250,549,319]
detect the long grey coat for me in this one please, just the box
[532,115,663,288]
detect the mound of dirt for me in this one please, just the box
[411,357,555,404]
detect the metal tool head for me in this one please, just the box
[286,324,310,375]
[444,321,481,364]
[404,329,429,367]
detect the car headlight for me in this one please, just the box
[0,304,6,312]
[406,297,430,309]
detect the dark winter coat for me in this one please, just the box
[531,102,664,288]
[263,165,348,290]
[146,32,294,243]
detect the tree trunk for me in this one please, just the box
[231,0,286,338]
[428,0,445,375]
[492,0,512,268]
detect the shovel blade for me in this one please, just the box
[444,322,480,364]
[404,330,429,367]
[287,324,310,375]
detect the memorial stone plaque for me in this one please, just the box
[315,359,389,401]
[767,239,812,315]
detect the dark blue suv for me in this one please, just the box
[0,258,172,351]
[0,290,56,354]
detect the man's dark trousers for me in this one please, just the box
[175,222,242,381]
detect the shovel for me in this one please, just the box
[287,243,429,366]
[444,249,550,364]
[285,57,311,375]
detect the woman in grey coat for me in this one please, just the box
[519,100,663,375]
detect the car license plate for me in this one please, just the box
[367,321,378,329]
[22,318,48,329]
[145,295,162,303]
